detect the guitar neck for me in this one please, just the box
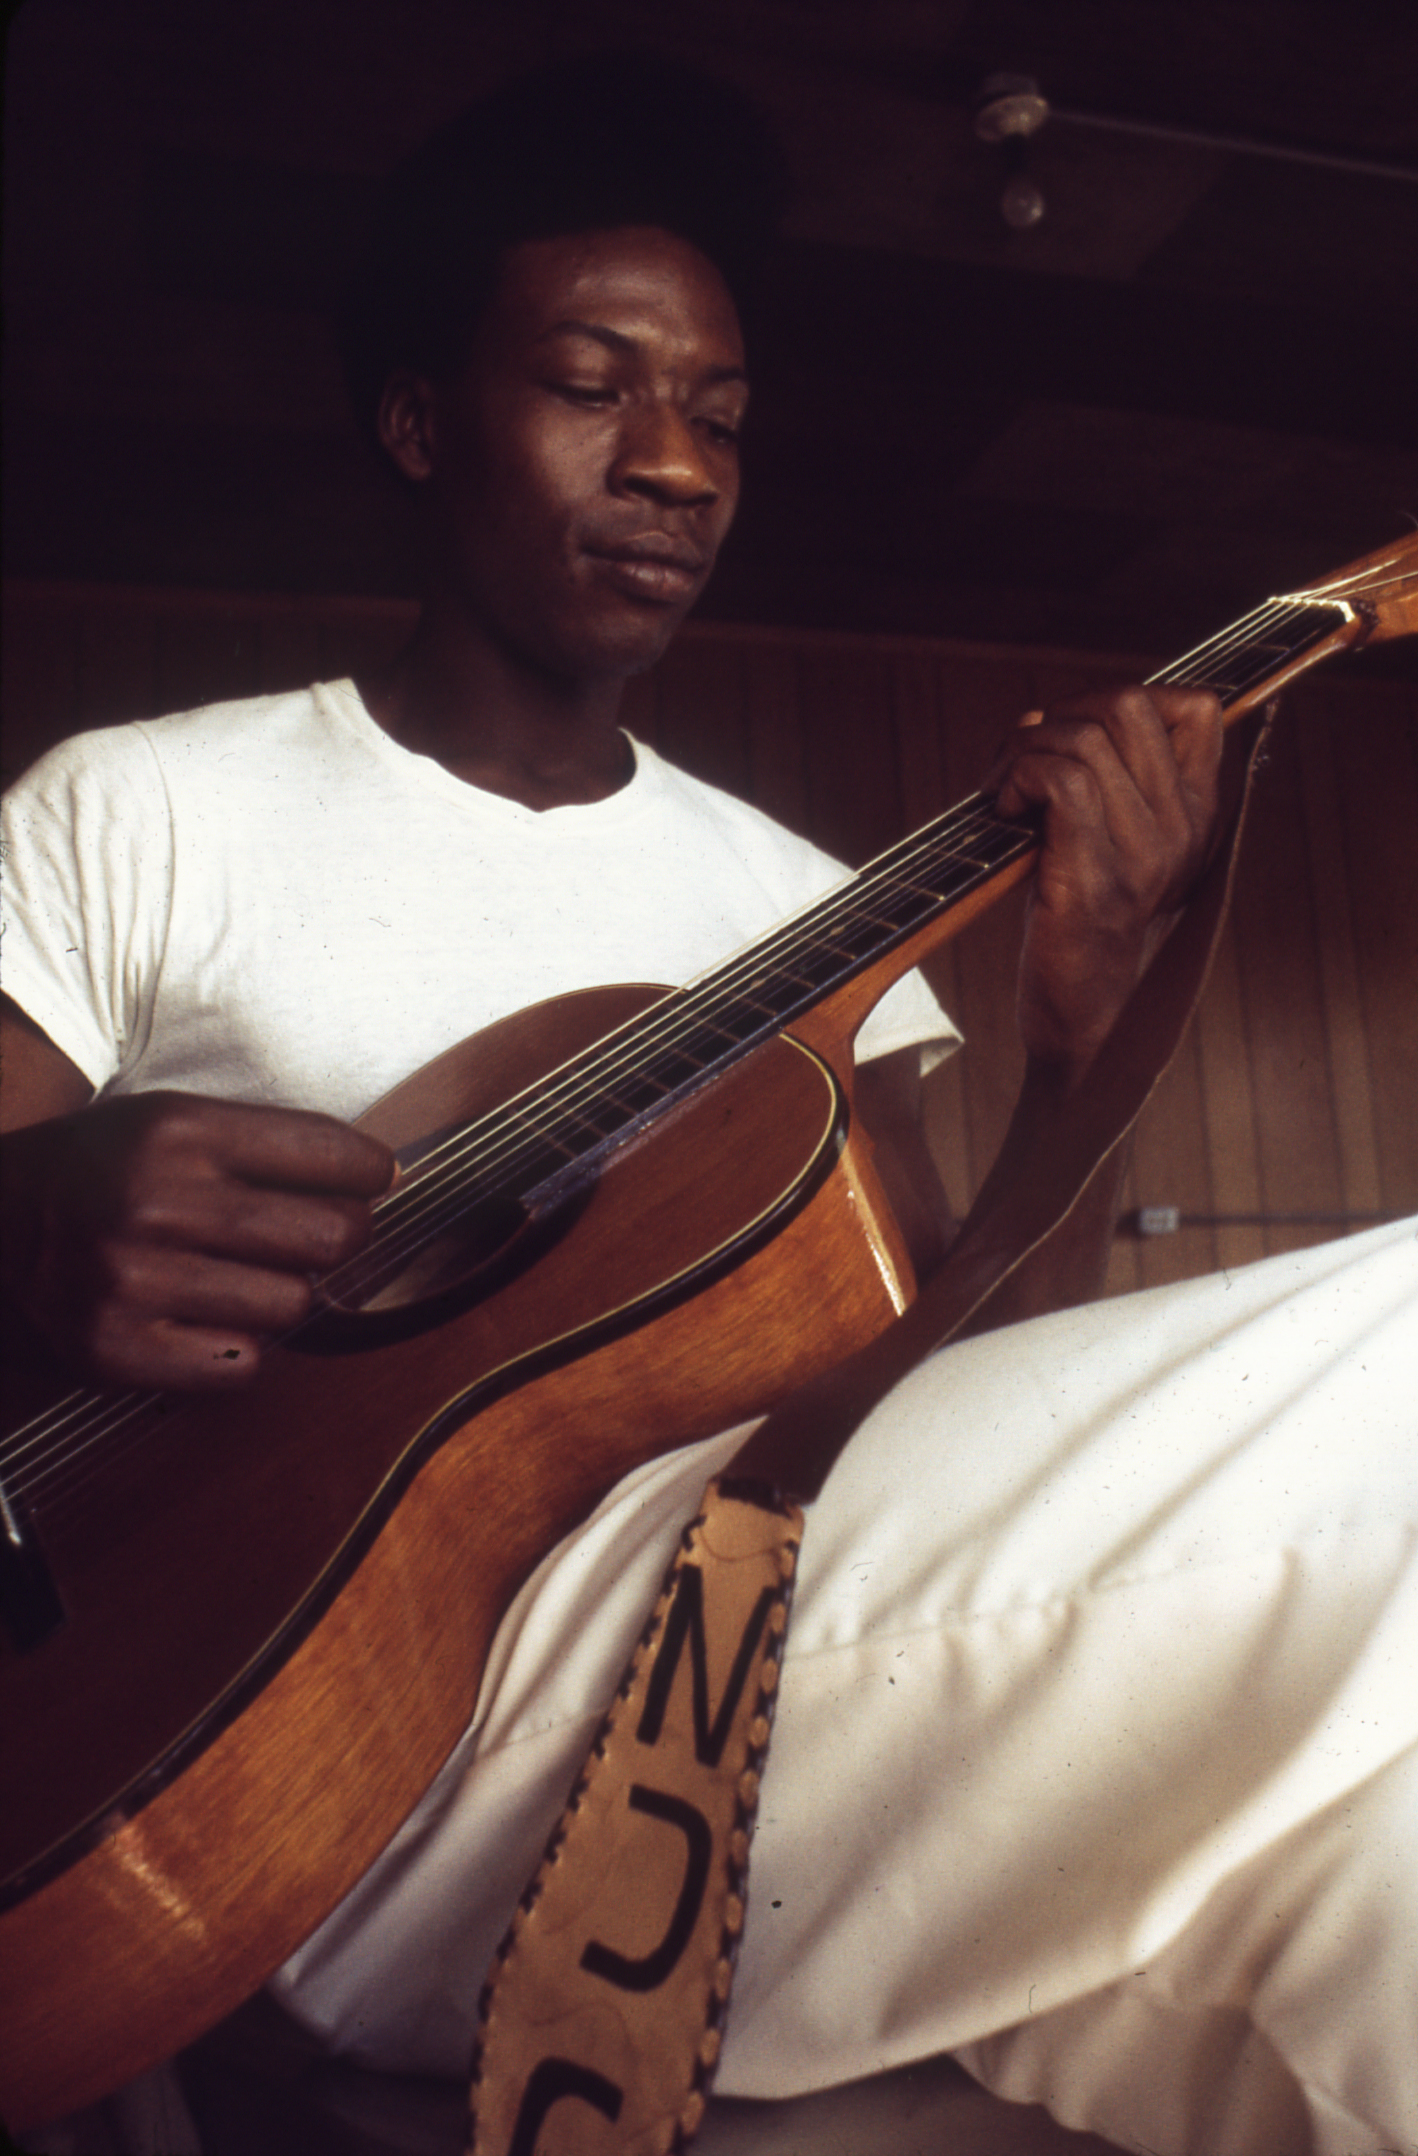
[452,578,1366,1217]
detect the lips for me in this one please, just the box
[586,535,709,603]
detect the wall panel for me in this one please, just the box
[4,579,1413,1288]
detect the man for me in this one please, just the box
[3,57,1414,2156]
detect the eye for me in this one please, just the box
[698,415,742,449]
[549,381,616,408]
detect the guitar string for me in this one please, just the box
[302,583,1318,1275]
[22,1393,225,1526]
[1,593,1340,1495]
[7,1397,170,1519]
[0,595,1337,1496]
[2,1385,147,1480]
[312,593,1333,1293]
[8,603,1328,1502]
[316,796,1031,1297]
[1291,554,1415,603]
[309,571,1305,1291]
[6,786,1051,1497]
[0,595,1352,1504]
[299,584,1339,1288]
[4,1397,168,1517]
[0,1389,104,1483]
[333,802,1009,1195]
[1149,597,1343,692]
[357,801,1017,1230]
[1,795,1022,1497]
[3,802,1040,1508]
[3,1389,157,1487]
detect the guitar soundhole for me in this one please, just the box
[321,1193,531,1316]
[294,1185,589,1355]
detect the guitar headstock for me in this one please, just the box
[1282,529,1418,647]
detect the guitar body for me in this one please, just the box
[0,985,914,2129]
[5,530,1414,2128]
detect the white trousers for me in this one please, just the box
[273,1220,1418,2156]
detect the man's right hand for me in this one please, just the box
[2,1006,394,1390]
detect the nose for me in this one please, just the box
[612,401,720,507]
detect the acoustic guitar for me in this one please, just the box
[2,533,1414,2129]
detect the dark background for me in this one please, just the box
[5,0,1417,669]
[2,0,1415,1296]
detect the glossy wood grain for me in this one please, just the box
[1,538,1412,2124]
[0,989,914,2128]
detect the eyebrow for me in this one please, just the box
[537,319,749,387]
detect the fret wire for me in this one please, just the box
[1162,601,1331,691]
[1144,597,1296,687]
[334,797,1035,1288]
[0,781,1069,1495]
[323,802,1025,1284]
[1148,598,1344,693]
[33,573,1330,1496]
[16,578,1317,1486]
[327,791,1018,1281]
[1160,625,1321,696]
[325,796,1027,1291]
[13,568,1397,1527]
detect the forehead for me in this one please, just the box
[475,225,747,371]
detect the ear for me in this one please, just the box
[377,373,438,482]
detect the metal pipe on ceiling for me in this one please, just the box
[973,74,1418,186]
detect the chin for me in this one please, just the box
[557,603,694,683]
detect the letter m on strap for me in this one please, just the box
[635,1562,775,1768]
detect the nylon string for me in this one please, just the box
[0,591,1352,1513]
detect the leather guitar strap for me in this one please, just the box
[467,711,1273,2156]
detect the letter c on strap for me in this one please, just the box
[507,2057,623,2155]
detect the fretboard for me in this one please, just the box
[379,586,1354,1239]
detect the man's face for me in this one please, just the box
[404,225,748,684]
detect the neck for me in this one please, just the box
[358,601,634,811]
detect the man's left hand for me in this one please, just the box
[992,684,1224,1087]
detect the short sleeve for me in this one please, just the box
[1,726,175,1091]
[855,965,961,1070]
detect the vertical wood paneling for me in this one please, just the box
[1127,1032,1218,1289]
[1297,684,1386,1220]
[796,649,901,868]
[1192,929,1269,1275]
[1326,679,1418,1217]
[744,644,807,837]
[4,580,1412,1291]
[1229,712,1347,1255]
[652,638,751,802]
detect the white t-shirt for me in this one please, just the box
[1,680,956,1117]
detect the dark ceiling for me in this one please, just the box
[5,0,1417,672]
